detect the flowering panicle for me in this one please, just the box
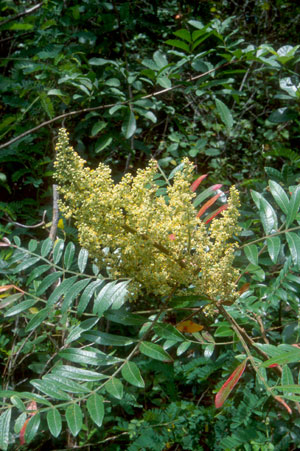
[54,128,241,302]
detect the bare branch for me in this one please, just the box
[0,2,43,28]
[0,62,231,150]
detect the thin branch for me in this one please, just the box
[6,210,46,229]
[0,62,231,151]
[49,184,59,241]
[0,2,43,27]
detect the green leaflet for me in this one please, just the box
[0,409,12,451]
[47,408,62,438]
[87,393,105,427]
[105,377,123,399]
[121,361,145,388]
[66,403,83,437]
[139,341,173,362]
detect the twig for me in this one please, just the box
[6,210,46,229]
[0,2,43,27]
[49,184,59,241]
[0,62,231,151]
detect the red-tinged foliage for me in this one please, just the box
[268,363,279,368]
[274,396,292,414]
[168,233,176,241]
[196,193,222,218]
[205,204,228,224]
[211,184,223,191]
[190,174,207,192]
[215,359,247,408]
[19,401,37,445]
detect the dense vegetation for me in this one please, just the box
[1,1,300,449]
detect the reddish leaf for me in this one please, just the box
[215,359,247,408]
[20,419,30,445]
[0,285,15,293]
[238,282,250,295]
[196,193,222,218]
[176,320,204,333]
[211,184,223,191]
[190,174,207,192]
[274,396,292,414]
[168,233,176,241]
[268,363,279,368]
[205,204,228,224]
[19,401,37,445]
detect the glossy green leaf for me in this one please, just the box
[59,348,120,366]
[47,408,62,438]
[285,232,300,268]
[261,348,300,367]
[43,374,90,393]
[95,136,112,153]
[165,39,190,52]
[27,264,50,286]
[77,279,104,315]
[61,278,90,313]
[30,380,71,401]
[5,298,37,317]
[66,317,99,344]
[104,310,146,326]
[176,341,191,356]
[154,323,185,341]
[274,385,300,394]
[215,98,233,132]
[36,271,63,296]
[0,409,11,450]
[193,185,223,208]
[281,365,294,385]
[15,257,40,272]
[87,393,105,427]
[91,121,107,136]
[83,330,135,346]
[47,276,78,307]
[78,248,89,273]
[267,236,281,263]
[105,377,123,399]
[51,365,108,382]
[93,280,129,316]
[173,29,192,43]
[10,395,25,412]
[40,238,53,257]
[244,244,258,265]
[25,307,51,332]
[0,293,23,310]
[286,186,300,226]
[121,361,145,388]
[63,242,76,269]
[139,341,173,362]
[251,191,278,234]
[53,239,65,264]
[24,413,41,444]
[269,180,289,214]
[66,403,83,437]
[122,109,136,139]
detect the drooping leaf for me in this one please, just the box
[47,408,62,438]
[286,186,300,226]
[244,244,258,265]
[53,239,65,264]
[269,180,289,214]
[24,413,40,444]
[121,361,145,388]
[61,278,91,313]
[63,242,76,269]
[0,409,11,450]
[215,359,247,408]
[47,276,78,307]
[25,307,51,332]
[36,271,63,296]
[87,393,105,427]
[65,403,83,437]
[105,377,123,399]
[196,193,222,218]
[77,279,104,315]
[251,191,278,234]
[122,109,136,139]
[78,248,89,273]
[190,174,207,192]
[215,98,233,132]
[285,232,300,268]
[267,236,281,263]
[5,299,37,317]
[139,341,173,362]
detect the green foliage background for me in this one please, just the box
[1,0,300,449]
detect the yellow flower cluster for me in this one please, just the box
[54,128,241,302]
